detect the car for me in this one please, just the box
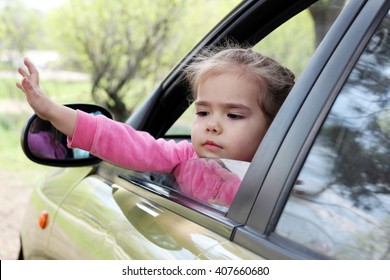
[18,0,390,260]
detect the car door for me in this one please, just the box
[233,0,390,259]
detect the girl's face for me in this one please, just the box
[191,72,269,162]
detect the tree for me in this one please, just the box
[47,0,184,121]
[45,0,242,121]
[0,0,42,68]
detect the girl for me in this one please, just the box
[17,46,295,206]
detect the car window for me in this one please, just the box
[122,158,249,212]
[166,0,346,136]
[275,9,390,259]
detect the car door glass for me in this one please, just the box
[126,158,249,211]
[171,158,248,210]
[275,10,390,259]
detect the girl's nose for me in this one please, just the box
[206,118,222,134]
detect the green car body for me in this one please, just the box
[22,165,259,259]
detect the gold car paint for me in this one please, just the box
[20,166,95,259]
[43,173,260,259]
[102,162,242,240]
[113,185,261,259]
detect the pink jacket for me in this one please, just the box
[68,110,241,206]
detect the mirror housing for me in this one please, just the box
[21,104,112,167]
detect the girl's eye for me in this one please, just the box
[196,111,209,117]
[227,113,244,120]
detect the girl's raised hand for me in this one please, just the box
[15,58,78,138]
[17,58,39,87]
[16,58,53,120]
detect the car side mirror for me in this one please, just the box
[21,104,112,167]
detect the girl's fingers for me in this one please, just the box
[18,67,28,78]
[21,77,31,90]
[23,58,39,85]
[24,58,38,75]
[22,77,42,97]
[16,82,25,92]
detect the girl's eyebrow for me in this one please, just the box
[194,100,210,107]
[195,100,251,110]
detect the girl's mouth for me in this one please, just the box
[203,140,223,151]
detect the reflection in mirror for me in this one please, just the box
[28,118,67,159]
[27,117,91,160]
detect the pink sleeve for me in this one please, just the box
[173,159,241,206]
[68,110,197,172]
[215,178,241,206]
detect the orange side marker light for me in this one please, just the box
[39,210,49,229]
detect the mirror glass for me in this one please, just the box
[27,117,92,160]
[27,117,91,160]
[22,104,112,165]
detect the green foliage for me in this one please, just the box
[0,0,43,62]
[0,78,91,102]
[0,78,20,99]
[44,0,175,119]
[39,80,93,104]
[42,0,241,120]
[0,112,29,167]
[254,9,315,77]
[45,0,240,73]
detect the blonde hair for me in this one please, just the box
[185,44,295,122]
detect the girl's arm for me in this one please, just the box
[16,58,77,137]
